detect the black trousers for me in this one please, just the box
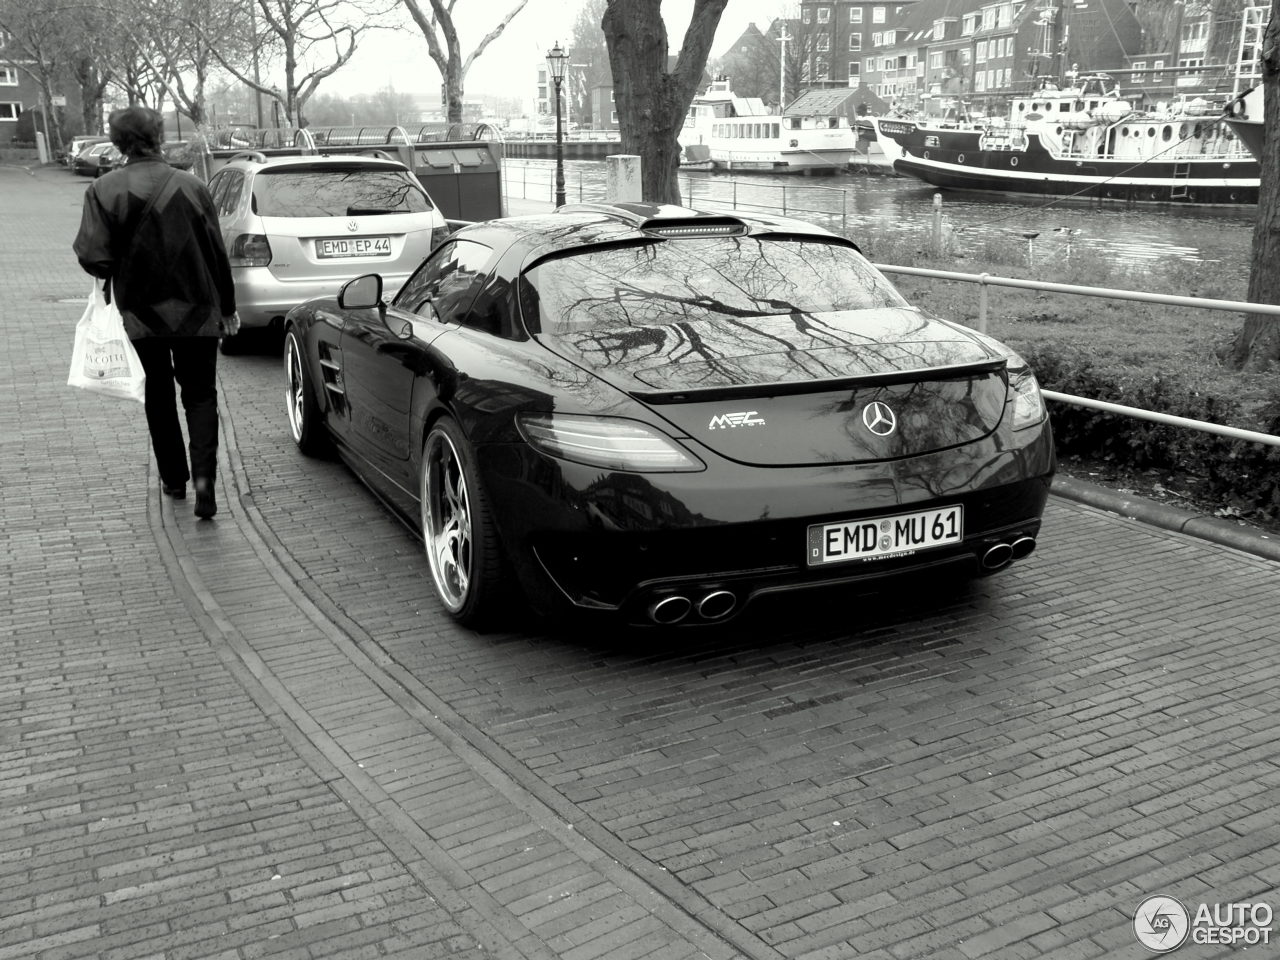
[132,337,219,487]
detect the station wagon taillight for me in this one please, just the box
[429,224,452,251]
[229,233,272,267]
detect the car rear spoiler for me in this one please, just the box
[629,357,1008,404]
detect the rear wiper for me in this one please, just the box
[347,207,397,216]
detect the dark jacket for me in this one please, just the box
[73,156,236,339]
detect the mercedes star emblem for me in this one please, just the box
[862,401,897,437]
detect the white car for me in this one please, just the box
[206,153,451,352]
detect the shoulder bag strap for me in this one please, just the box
[108,166,178,304]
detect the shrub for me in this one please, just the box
[1020,343,1280,522]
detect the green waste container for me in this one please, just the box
[411,142,503,222]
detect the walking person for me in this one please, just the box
[73,105,238,519]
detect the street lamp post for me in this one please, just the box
[546,42,568,208]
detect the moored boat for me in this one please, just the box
[1223,84,1264,161]
[679,78,856,174]
[878,73,1259,205]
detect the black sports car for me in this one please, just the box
[282,202,1055,627]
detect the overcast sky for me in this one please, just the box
[340,0,790,101]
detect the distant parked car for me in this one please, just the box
[205,152,450,353]
[63,135,109,168]
[73,142,114,177]
[97,145,125,176]
[160,140,194,170]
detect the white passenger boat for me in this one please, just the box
[679,79,856,174]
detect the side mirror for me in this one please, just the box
[338,274,384,310]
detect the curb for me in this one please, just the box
[1050,473,1280,563]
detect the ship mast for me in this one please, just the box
[779,26,791,110]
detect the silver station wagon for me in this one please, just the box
[206,153,449,352]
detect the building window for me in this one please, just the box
[929,51,944,68]
[817,6,830,22]
[975,72,986,92]
[818,35,829,51]
[803,8,811,23]
[850,7,863,22]
[976,40,986,62]
[0,102,21,121]
[962,14,977,34]
[849,35,862,51]
[983,8,996,29]
[0,66,17,86]
[849,61,861,75]
[1179,57,1204,70]
[873,6,885,23]
[866,57,876,73]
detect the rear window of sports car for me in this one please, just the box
[252,168,433,217]
[520,237,908,335]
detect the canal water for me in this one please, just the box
[502,158,1256,271]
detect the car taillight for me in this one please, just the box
[429,224,452,251]
[1008,363,1047,429]
[229,233,272,267]
[516,413,705,473]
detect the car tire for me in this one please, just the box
[283,327,329,456]
[420,417,515,629]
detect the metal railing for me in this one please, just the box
[875,264,1280,447]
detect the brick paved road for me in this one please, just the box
[2,163,1277,960]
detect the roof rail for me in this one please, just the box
[228,150,269,163]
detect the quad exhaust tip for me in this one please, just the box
[981,542,1014,571]
[649,595,692,625]
[648,589,739,624]
[982,535,1037,571]
[697,590,737,621]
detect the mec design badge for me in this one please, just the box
[709,411,766,429]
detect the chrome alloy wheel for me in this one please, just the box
[284,334,306,443]
[421,429,473,612]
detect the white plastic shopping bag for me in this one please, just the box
[67,283,146,402]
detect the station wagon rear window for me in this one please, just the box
[521,237,909,335]
[253,168,433,217]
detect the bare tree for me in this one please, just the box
[1222,0,1280,370]
[0,0,75,151]
[201,0,389,127]
[568,0,609,126]
[399,0,531,124]
[100,0,248,128]
[602,0,728,204]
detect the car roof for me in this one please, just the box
[454,202,851,265]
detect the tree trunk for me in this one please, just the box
[445,65,463,124]
[603,0,726,204]
[1223,0,1280,371]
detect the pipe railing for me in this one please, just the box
[874,263,1280,448]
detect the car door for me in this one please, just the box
[338,238,495,504]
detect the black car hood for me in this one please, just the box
[535,307,1010,466]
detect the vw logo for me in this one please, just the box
[862,401,897,437]
[346,219,358,232]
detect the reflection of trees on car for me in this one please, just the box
[524,238,920,380]
[252,170,429,217]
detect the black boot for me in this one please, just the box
[194,477,217,519]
